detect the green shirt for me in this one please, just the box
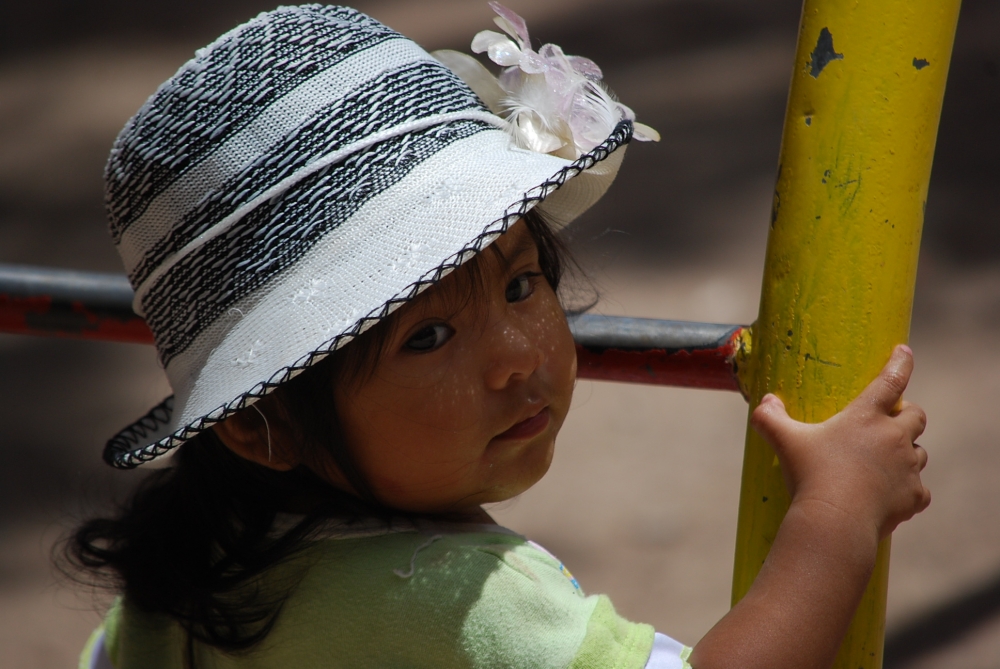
[82,523,688,668]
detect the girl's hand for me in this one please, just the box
[690,346,931,669]
[751,344,931,540]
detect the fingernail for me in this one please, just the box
[899,344,913,356]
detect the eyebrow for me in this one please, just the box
[397,229,537,325]
[493,229,537,267]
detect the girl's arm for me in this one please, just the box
[689,345,930,669]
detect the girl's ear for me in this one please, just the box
[212,401,300,471]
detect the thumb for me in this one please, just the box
[751,394,799,450]
[856,344,913,415]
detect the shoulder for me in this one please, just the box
[272,525,657,669]
[287,524,579,622]
[295,523,585,611]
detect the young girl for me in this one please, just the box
[73,5,930,668]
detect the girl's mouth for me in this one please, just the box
[494,407,550,441]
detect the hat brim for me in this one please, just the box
[104,120,632,469]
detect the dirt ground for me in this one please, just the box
[1,0,998,667]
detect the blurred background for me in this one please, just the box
[1,0,998,666]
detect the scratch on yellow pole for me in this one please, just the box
[732,1,961,668]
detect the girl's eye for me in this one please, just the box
[505,273,537,303]
[404,323,453,352]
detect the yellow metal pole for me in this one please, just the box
[732,1,961,667]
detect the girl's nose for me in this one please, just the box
[483,321,544,390]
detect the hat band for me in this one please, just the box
[131,109,506,316]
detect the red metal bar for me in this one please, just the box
[0,264,153,344]
[0,295,155,344]
[574,339,744,390]
[568,314,747,391]
[0,264,747,391]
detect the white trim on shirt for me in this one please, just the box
[644,632,691,669]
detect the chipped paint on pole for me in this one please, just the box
[731,0,961,667]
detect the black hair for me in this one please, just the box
[62,208,578,659]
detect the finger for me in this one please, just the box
[857,345,914,415]
[751,394,800,449]
[914,444,928,471]
[896,403,928,440]
[896,399,926,419]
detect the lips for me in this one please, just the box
[494,407,550,441]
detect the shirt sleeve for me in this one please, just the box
[458,538,660,669]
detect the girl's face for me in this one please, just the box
[332,220,577,515]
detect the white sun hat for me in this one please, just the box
[103,3,655,469]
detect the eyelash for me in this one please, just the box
[402,271,543,353]
[506,271,541,304]
[404,322,453,353]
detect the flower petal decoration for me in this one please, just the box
[472,30,522,67]
[567,55,602,81]
[471,29,511,54]
[449,2,658,160]
[634,122,661,142]
[518,49,547,74]
[489,1,530,47]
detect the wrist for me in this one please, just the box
[783,497,880,571]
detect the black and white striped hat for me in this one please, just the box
[103,4,634,469]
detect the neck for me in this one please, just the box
[432,506,496,526]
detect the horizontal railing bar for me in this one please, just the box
[0,263,748,393]
[0,263,135,306]
[567,313,742,351]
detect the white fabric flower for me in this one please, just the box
[465,1,659,159]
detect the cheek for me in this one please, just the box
[336,360,495,510]
[340,355,488,464]
[398,351,487,431]
[533,295,578,407]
